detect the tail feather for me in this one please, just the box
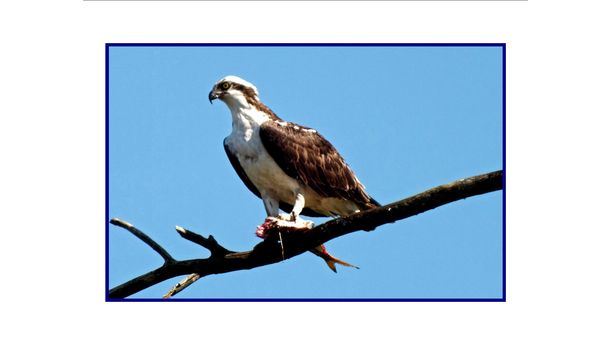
[310,245,358,273]
[357,196,380,211]
[369,197,381,207]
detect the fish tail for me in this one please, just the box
[310,244,358,272]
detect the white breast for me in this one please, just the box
[225,112,300,204]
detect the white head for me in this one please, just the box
[208,75,260,108]
[209,75,278,120]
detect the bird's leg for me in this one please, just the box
[263,196,280,218]
[272,192,312,227]
[256,193,315,240]
[289,193,304,221]
[287,192,314,229]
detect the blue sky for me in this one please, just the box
[108,44,503,299]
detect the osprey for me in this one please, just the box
[208,76,379,271]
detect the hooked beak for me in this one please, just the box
[208,89,220,104]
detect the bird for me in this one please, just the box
[208,75,380,272]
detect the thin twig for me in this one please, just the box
[175,226,233,258]
[110,218,176,264]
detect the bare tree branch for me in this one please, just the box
[110,218,176,264]
[108,170,503,299]
[174,225,234,258]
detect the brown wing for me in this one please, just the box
[259,121,378,209]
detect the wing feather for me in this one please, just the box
[259,121,377,209]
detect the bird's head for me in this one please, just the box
[208,76,260,108]
[209,75,279,121]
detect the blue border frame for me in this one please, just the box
[105,43,506,302]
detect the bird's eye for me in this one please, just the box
[221,82,230,90]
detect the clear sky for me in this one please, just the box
[108,44,503,299]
